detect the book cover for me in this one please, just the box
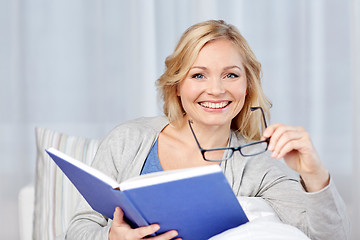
[46,147,248,240]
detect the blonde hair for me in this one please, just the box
[156,20,271,141]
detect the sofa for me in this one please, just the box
[19,127,99,240]
[18,184,35,240]
[19,127,311,240]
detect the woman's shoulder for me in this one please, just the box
[95,116,168,160]
[97,116,168,147]
[109,116,168,136]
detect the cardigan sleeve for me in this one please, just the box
[65,117,164,240]
[302,177,350,239]
[65,134,117,240]
[240,156,350,240]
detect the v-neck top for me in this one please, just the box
[140,139,163,175]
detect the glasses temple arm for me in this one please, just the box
[188,120,204,150]
[250,106,268,129]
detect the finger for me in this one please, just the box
[112,207,125,227]
[275,127,314,159]
[109,207,132,239]
[276,139,315,174]
[262,123,281,139]
[275,139,300,160]
[271,129,302,158]
[266,124,297,151]
[132,224,161,239]
[277,137,315,163]
[150,230,179,240]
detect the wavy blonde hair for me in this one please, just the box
[156,20,271,141]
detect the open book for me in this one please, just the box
[46,148,248,240]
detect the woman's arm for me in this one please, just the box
[254,163,350,240]
[259,123,350,239]
[65,134,119,240]
[66,118,177,240]
[66,200,111,240]
[262,123,329,192]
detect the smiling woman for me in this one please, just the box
[157,20,270,142]
[66,20,350,240]
[177,38,247,129]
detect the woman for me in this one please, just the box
[66,20,349,240]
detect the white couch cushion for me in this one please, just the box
[33,127,99,240]
[18,185,35,240]
[210,197,310,240]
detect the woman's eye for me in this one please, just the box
[226,73,239,79]
[191,73,204,79]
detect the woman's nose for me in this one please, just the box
[206,78,226,95]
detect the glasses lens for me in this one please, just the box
[203,149,233,161]
[240,141,268,156]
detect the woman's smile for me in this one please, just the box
[198,101,231,110]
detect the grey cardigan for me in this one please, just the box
[66,116,350,240]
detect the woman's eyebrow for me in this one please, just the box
[189,65,243,72]
[224,65,242,71]
[190,66,207,70]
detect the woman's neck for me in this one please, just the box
[176,117,231,149]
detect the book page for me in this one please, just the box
[47,148,120,189]
[120,164,221,191]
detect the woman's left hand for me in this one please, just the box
[262,123,330,192]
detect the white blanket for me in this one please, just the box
[210,197,310,240]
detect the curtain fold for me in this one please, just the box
[0,0,357,239]
[351,0,360,239]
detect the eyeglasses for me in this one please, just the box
[188,107,270,162]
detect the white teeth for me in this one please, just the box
[200,102,229,109]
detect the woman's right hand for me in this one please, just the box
[109,207,181,240]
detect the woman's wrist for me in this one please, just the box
[300,167,330,192]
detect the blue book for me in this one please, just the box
[46,147,249,240]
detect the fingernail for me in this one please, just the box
[271,152,277,158]
[171,230,179,237]
[152,224,160,231]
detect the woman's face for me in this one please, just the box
[178,38,247,128]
